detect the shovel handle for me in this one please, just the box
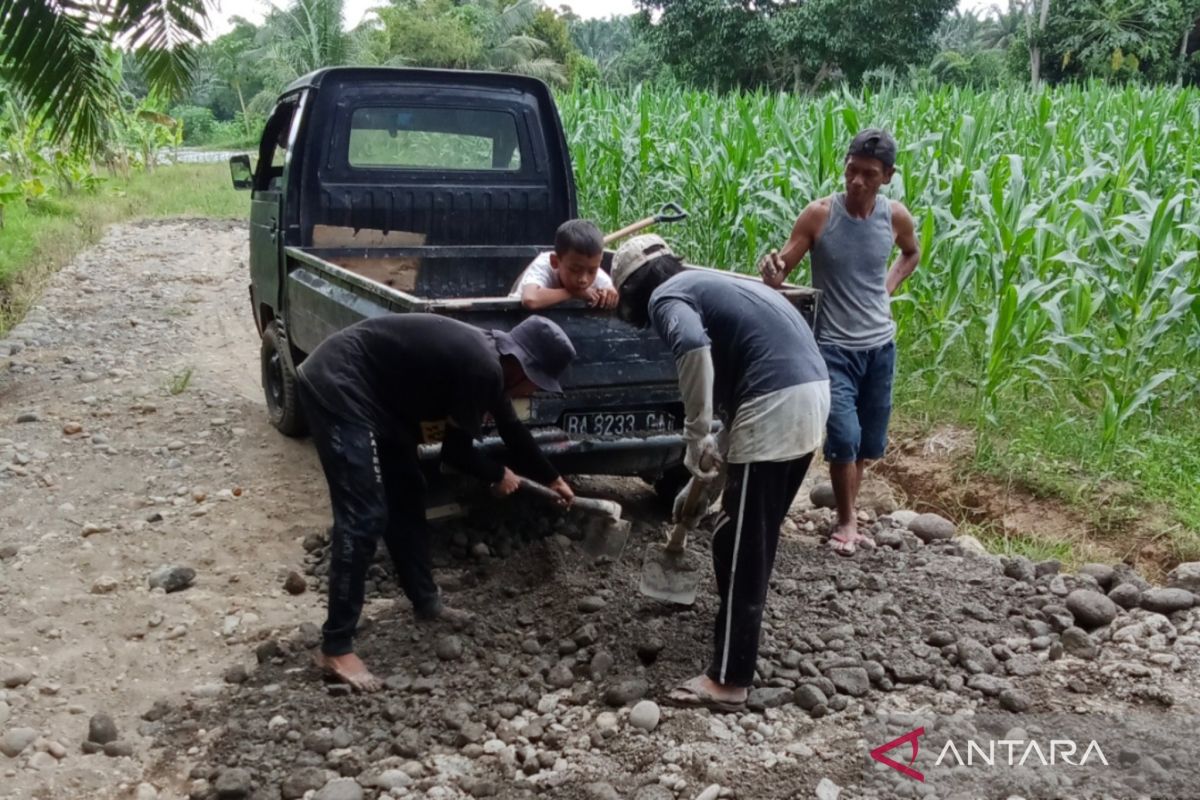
[664,522,690,553]
[518,478,621,519]
[601,202,689,245]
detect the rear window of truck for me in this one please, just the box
[347,106,521,171]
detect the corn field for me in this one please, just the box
[561,84,1200,451]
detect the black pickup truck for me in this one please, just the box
[230,67,816,497]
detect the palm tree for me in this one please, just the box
[261,0,351,79]
[977,0,1027,49]
[0,0,210,151]
[468,0,567,86]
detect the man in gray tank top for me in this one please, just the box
[759,129,921,556]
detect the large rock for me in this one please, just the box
[435,635,464,661]
[314,778,363,800]
[1,664,34,688]
[1000,689,1032,712]
[603,679,648,707]
[1079,563,1116,590]
[0,727,38,758]
[214,768,252,799]
[908,513,956,543]
[826,667,870,697]
[956,638,998,674]
[1002,556,1036,584]
[746,688,791,711]
[859,479,898,515]
[88,713,118,745]
[816,778,842,800]
[282,768,328,799]
[1167,562,1200,593]
[1111,564,1151,592]
[1140,588,1196,615]
[1065,590,1117,630]
[955,535,991,559]
[793,685,827,711]
[1061,627,1098,660]
[1108,583,1142,609]
[628,700,661,731]
[966,674,1010,697]
[148,565,195,593]
[809,483,836,510]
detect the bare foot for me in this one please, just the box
[315,652,382,693]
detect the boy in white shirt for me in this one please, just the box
[510,219,618,310]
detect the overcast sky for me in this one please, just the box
[205,0,998,39]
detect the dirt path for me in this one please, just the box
[3,220,1200,800]
[0,220,327,799]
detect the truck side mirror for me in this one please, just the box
[229,154,254,190]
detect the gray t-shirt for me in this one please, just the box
[649,271,827,419]
[810,193,896,350]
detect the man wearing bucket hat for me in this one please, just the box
[760,128,921,556]
[296,313,577,691]
[614,235,830,712]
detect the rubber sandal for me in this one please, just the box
[661,677,746,713]
[829,532,858,556]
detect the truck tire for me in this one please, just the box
[651,465,692,509]
[261,320,308,437]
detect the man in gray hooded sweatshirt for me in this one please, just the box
[614,235,830,711]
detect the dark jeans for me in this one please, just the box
[299,382,440,656]
[706,454,813,688]
[820,341,896,464]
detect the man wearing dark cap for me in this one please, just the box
[296,314,577,690]
[760,128,921,556]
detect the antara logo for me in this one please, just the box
[870,727,925,782]
[870,727,1110,782]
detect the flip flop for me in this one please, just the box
[662,676,746,713]
[829,531,858,556]
[830,529,878,556]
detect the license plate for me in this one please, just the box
[562,409,677,437]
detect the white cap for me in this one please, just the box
[612,234,674,290]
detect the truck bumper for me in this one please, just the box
[418,428,686,479]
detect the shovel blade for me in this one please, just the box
[579,517,630,561]
[638,544,703,605]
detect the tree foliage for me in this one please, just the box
[635,0,958,90]
[0,0,209,150]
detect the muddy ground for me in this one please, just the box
[3,220,1200,800]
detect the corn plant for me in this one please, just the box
[560,82,1200,453]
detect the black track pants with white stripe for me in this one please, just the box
[706,454,814,688]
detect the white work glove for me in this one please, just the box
[684,433,722,481]
[673,470,726,524]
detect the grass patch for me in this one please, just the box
[970,523,1078,565]
[896,371,1200,568]
[0,163,246,335]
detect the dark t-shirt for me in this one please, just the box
[297,314,557,484]
[649,271,828,418]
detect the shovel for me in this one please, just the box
[638,468,718,605]
[602,202,688,245]
[518,478,630,560]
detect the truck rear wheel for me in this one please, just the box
[261,321,307,437]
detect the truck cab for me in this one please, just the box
[230,67,815,496]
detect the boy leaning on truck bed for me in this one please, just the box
[509,219,619,310]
